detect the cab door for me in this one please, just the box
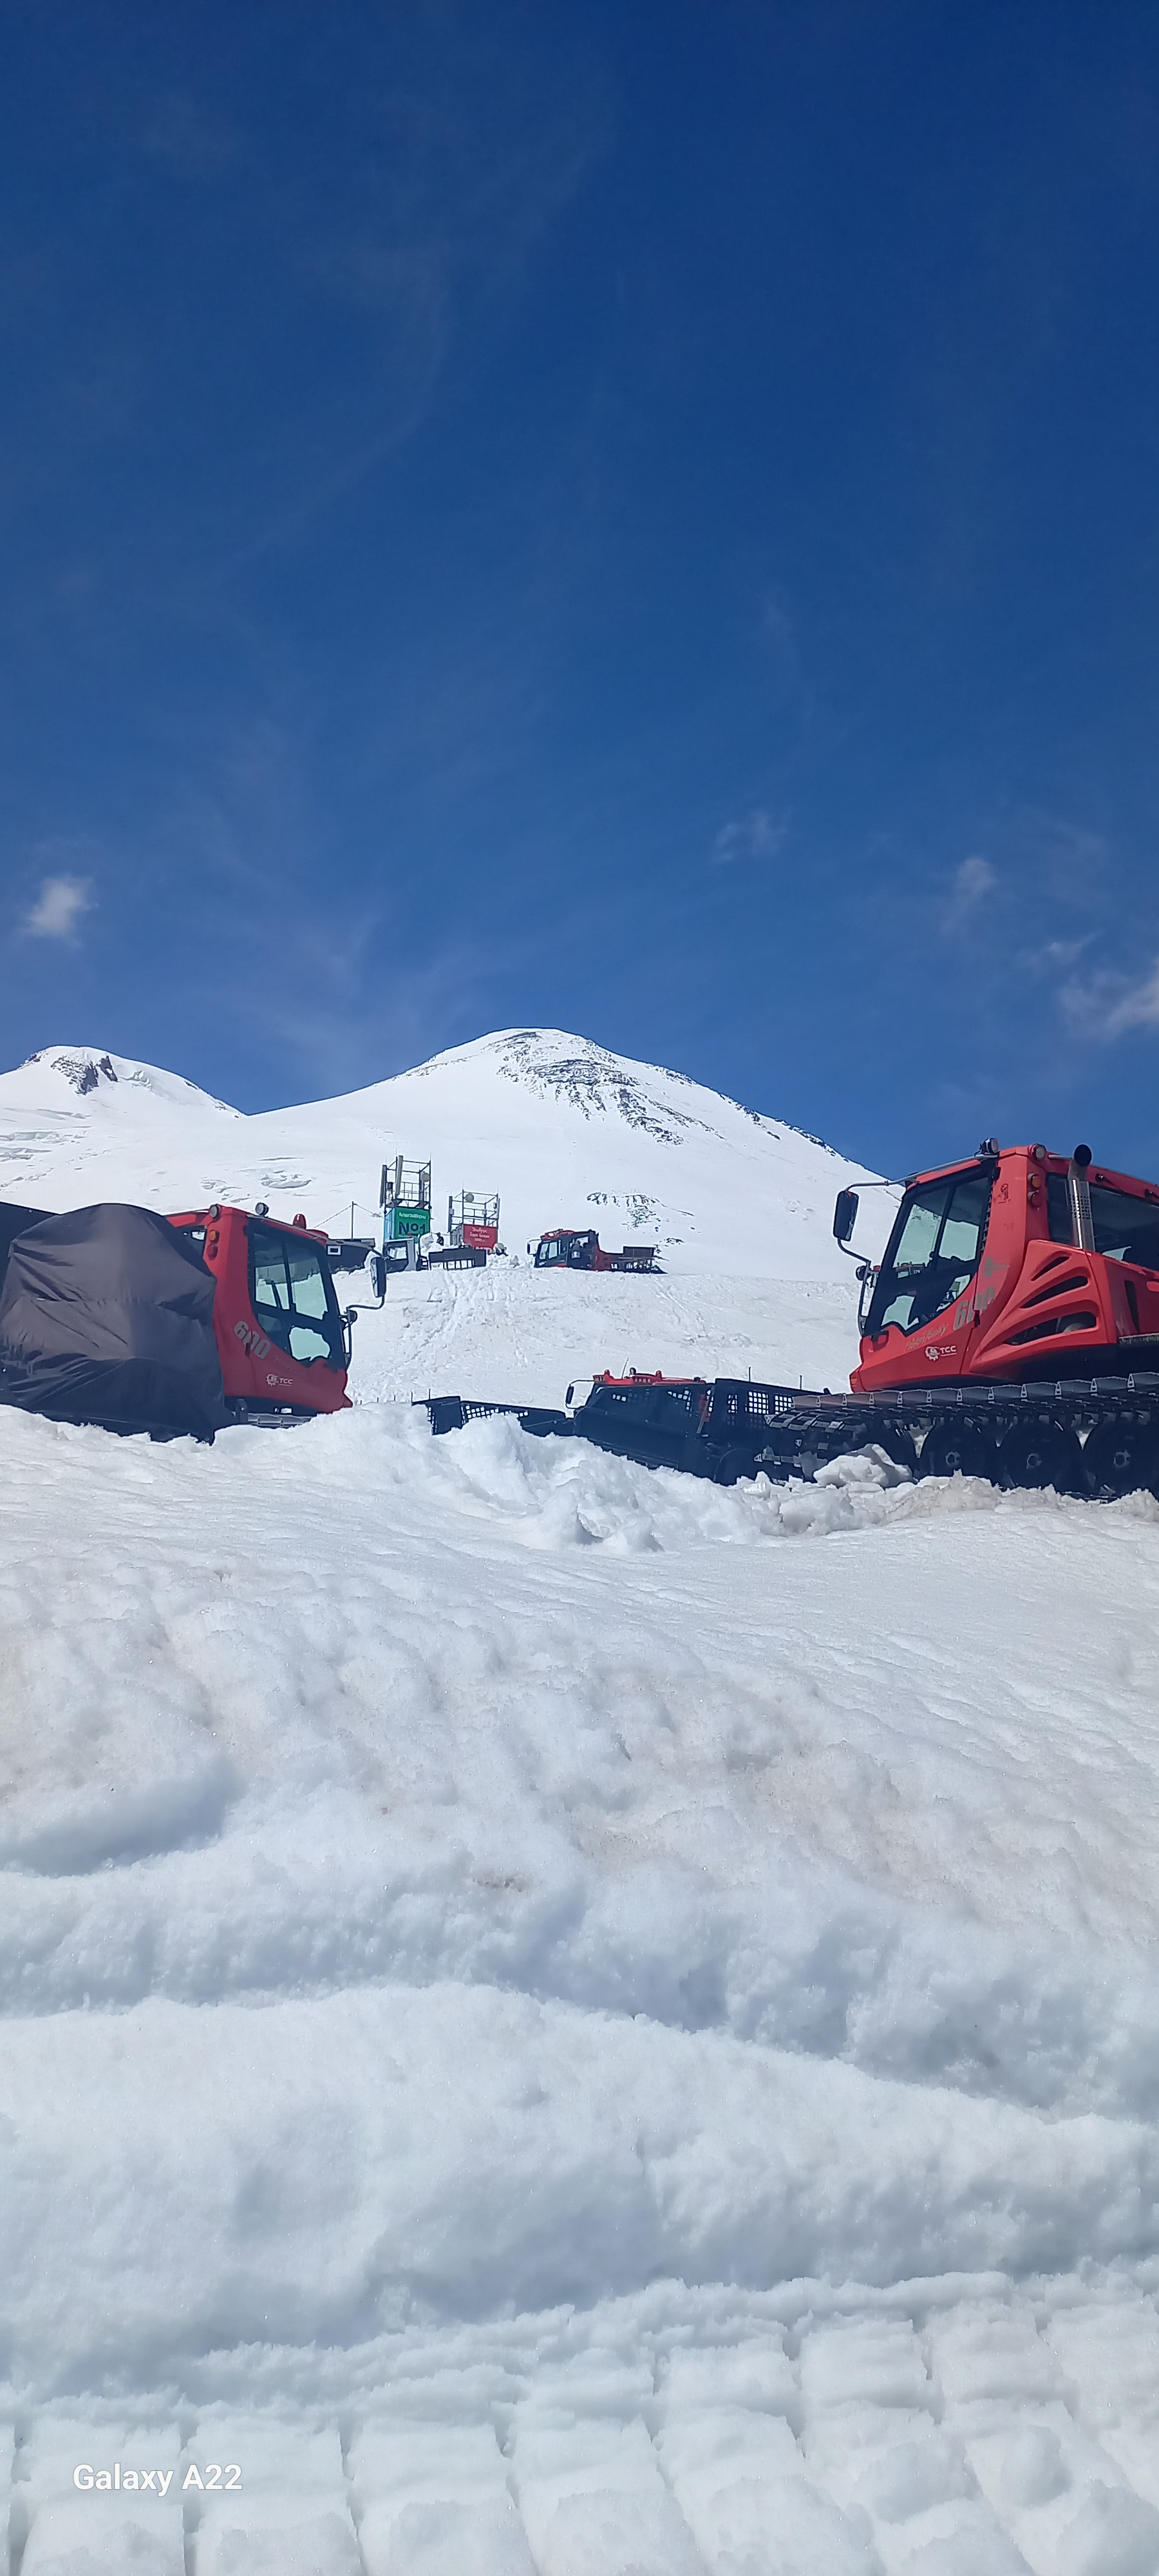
[858,1167,994,1388]
[246,1222,348,1413]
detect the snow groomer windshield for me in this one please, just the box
[865,1166,992,1337]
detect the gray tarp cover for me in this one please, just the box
[0,1204,227,1440]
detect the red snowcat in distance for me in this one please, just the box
[167,1205,353,1422]
[534,1229,657,1273]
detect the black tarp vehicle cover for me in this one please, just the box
[0,1200,50,1285]
[0,1203,227,1440]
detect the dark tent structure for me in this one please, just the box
[0,1203,227,1441]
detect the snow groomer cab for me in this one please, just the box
[167,1204,353,1422]
[845,1141,1159,1393]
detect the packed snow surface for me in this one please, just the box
[5,1379,1159,2571]
[3,1032,1158,2571]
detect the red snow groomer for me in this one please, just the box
[780,1137,1159,1492]
[166,1204,353,1423]
[0,1198,353,1441]
[534,1228,657,1273]
[843,1142,1159,1389]
[429,1141,1159,1499]
[823,1138,1159,1487]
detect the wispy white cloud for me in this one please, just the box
[762,592,795,649]
[217,41,610,581]
[941,853,997,934]
[1108,959,1159,1033]
[759,585,814,718]
[23,875,95,940]
[1018,808,1110,893]
[712,808,786,865]
[1023,934,1091,976]
[1063,953,1159,1039]
[761,591,800,674]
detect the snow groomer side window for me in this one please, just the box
[646,1385,696,1427]
[1089,1184,1159,1269]
[250,1225,341,1365]
[285,1238,334,1347]
[1046,1175,1159,1265]
[865,1168,992,1336]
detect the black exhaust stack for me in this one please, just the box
[1068,1144,1095,1251]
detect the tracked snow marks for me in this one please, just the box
[654,2335,870,2576]
[13,2416,184,2573]
[9,2282,1159,2570]
[350,2423,535,2576]
[347,1258,863,1408]
[188,2420,359,2575]
[5,1401,1159,2564]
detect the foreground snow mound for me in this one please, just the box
[5,1399,1159,2568]
[408,1406,1159,1549]
[415,1411,918,1550]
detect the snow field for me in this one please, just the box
[345,1258,865,1414]
[5,1394,1159,2567]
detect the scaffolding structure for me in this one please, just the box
[448,1189,500,1253]
[379,1155,432,1245]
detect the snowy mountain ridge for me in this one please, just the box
[0,1026,887,1283]
[14,1042,238,1112]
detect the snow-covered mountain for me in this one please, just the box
[0,1029,886,1281]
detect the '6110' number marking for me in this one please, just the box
[233,1320,272,1359]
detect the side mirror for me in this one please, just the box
[565,1383,574,1406]
[370,1254,386,1299]
[833,1188,859,1245]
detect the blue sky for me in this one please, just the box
[3,2,1159,1179]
